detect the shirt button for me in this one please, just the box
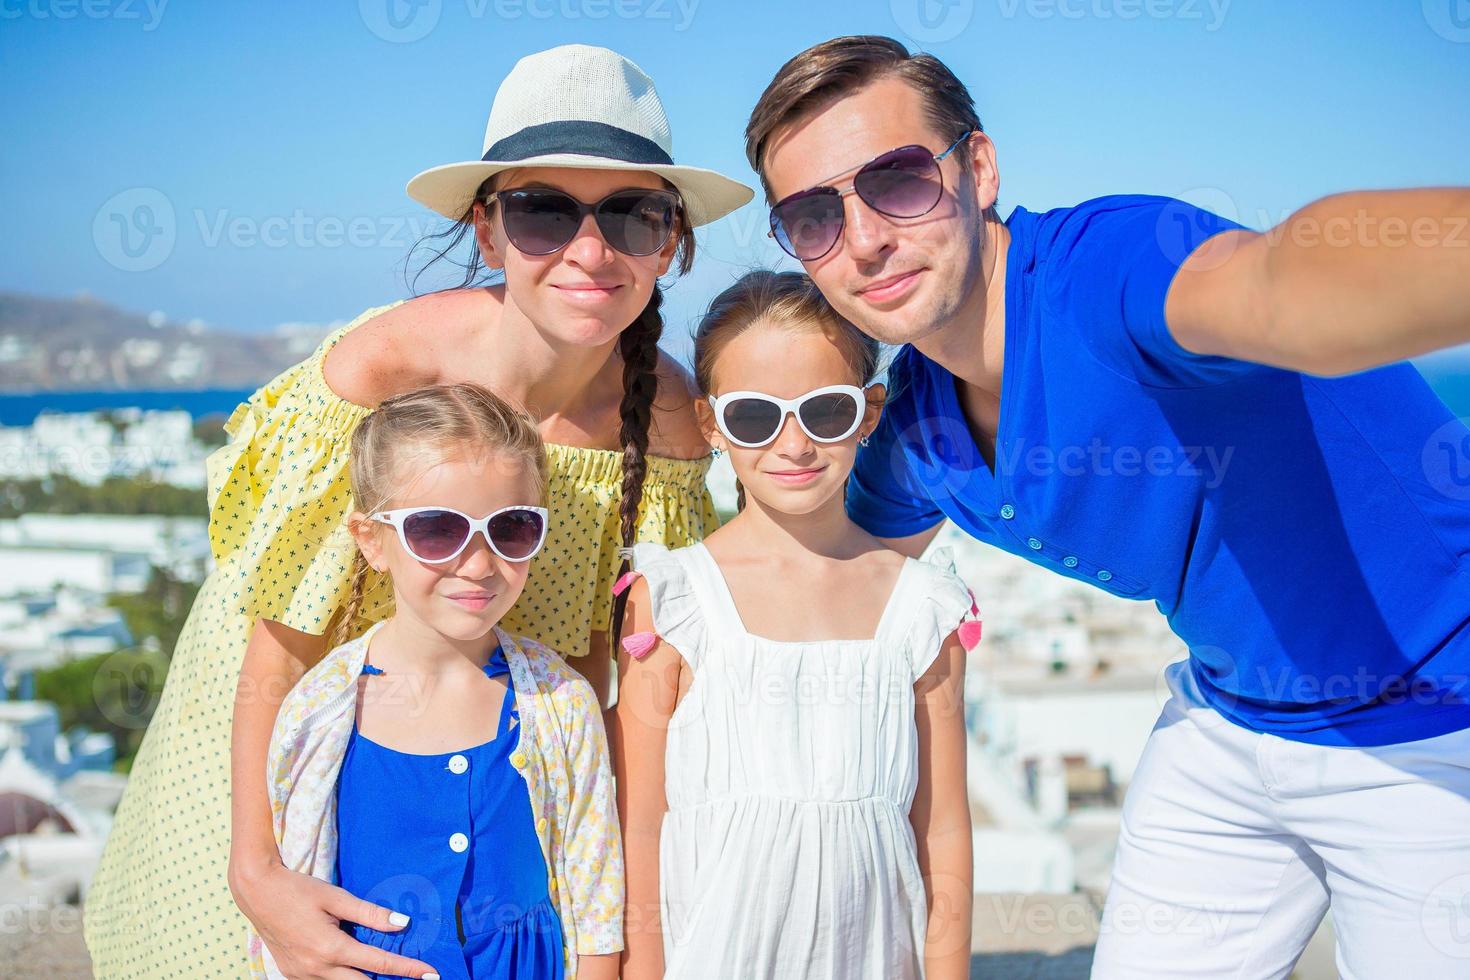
[1097,570,1114,582]
[1027,537,1043,551]
[448,754,468,775]
[510,752,527,768]
[449,832,469,853]
[1000,504,1016,520]
[1063,556,1078,568]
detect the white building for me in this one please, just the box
[0,409,211,489]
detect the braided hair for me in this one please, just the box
[608,217,695,649]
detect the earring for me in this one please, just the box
[711,446,724,458]
[859,434,871,447]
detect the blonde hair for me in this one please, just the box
[329,382,549,649]
[693,270,881,512]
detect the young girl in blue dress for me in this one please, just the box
[249,383,622,980]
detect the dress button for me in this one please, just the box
[448,754,468,775]
[1063,556,1078,568]
[1097,570,1114,582]
[449,832,469,853]
[1027,537,1043,551]
[1000,504,1016,520]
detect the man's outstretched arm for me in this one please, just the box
[1165,188,1470,377]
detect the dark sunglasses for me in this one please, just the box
[489,187,681,257]
[370,505,550,564]
[768,131,974,261]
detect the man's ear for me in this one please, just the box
[963,131,1000,215]
[347,510,388,572]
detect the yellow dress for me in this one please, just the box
[82,303,719,978]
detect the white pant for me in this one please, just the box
[1092,660,1470,979]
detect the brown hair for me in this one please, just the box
[330,382,549,650]
[694,270,880,512]
[745,35,998,221]
[402,172,696,653]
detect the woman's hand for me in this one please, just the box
[229,859,440,980]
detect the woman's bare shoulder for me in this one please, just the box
[646,351,710,461]
[321,290,497,407]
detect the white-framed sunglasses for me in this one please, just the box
[707,384,870,449]
[369,505,550,564]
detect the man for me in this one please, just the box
[745,34,1470,978]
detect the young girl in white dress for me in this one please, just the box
[612,271,982,980]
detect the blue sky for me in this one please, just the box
[3,0,1469,367]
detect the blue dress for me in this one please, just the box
[334,644,566,980]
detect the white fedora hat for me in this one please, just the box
[407,44,754,228]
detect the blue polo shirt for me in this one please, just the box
[847,194,1470,747]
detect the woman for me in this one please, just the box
[82,44,752,979]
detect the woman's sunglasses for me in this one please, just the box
[489,187,681,257]
[370,505,549,564]
[768,131,974,262]
[708,385,869,449]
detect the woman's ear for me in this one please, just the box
[472,199,505,271]
[653,217,682,277]
[347,510,388,573]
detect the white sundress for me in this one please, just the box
[627,540,975,980]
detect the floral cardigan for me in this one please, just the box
[246,619,623,980]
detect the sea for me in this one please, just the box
[0,366,1467,428]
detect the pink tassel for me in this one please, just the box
[958,588,983,650]
[958,619,984,650]
[613,570,642,597]
[621,631,659,659]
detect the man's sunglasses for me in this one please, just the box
[370,505,549,564]
[708,385,870,449]
[488,187,681,257]
[768,131,974,262]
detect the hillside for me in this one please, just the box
[0,292,335,392]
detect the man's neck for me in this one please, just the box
[913,214,1009,399]
[911,214,1010,469]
